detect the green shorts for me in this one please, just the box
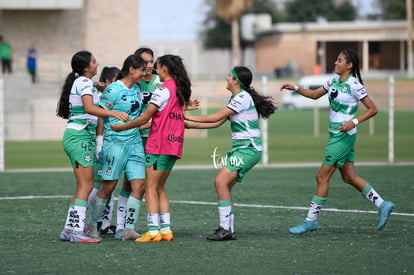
[93,158,103,181]
[62,128,95,168]
[141,136,148,149]
[145,154,178,171]
[225,146,262,182]
[323,131,356,168]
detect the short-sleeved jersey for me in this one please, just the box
[66,76,100,134]
[99,80,142,144]
[149,85,170,111]
[323,74,368,135]
[139,74,163,137]
[226,90,262,151]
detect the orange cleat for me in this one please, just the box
[135,231,162,243]
[161,230,174,241]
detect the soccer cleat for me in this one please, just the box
[289,220,318,235]
[378,201,395,230]
[70,232,100,243]
[207,226,232,241]
[121,228,141,241]
[59,229,72,241]
[115,229,124,240]
[161,230,174,241]
[85,225,102,241]
[135,231,162,242]
[230,231,237,240]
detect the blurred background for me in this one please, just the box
[0,0,412,167]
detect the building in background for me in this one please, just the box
[254,20,411,78]
[0,0,138,76]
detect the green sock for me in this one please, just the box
[125,196,141,230]
[89,196,108,227]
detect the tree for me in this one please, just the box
[200,0,281,50]
[284,0,356,22]
[375,0,410,20]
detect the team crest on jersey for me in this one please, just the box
[106,102,113,108]
[84,153,91,162]
[97,167,103,177]
[106,167,113,176]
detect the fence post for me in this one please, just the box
[261,76,268,165]
[388,76,394,163]
[0,78,4,171]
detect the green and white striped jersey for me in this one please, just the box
[226,90,262,151]
[66,76,100,134]
[324,74,368,135]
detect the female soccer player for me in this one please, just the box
[88,66,121,236]
[56,51,128,243]
[185,66,276,241]
[280,49,394,235]
[111,47,163,239]
[87,54,147,241]
[111,54,193,242]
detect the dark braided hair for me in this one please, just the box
[57,51,92,119]
[342,49,364,85]
[157,54,191,107]
[232,66,277,119]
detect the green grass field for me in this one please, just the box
[4,110,414,169]
[1,166,413,274]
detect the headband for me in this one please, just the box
[231,69,244,88]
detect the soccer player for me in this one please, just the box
[111,54,194,242]
[88,66,120,236]
[280,49,395,235]
[112,47,163,239]
[87,54,147,241]
[56,51,129,243]
[134,47,163,146]
[184,66,276,241]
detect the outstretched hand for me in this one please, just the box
[280,84,295,91]
[186,99,200,111]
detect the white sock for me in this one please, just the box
[72,199,88,233]
[63,205,74,231]
[229,211,235,233]
[147,213,160,234]
[160,213,171,233]
[100,192,115,228]
[362,183,384,208]
[218,206,231,230]
[116,192,129,231]
[305,196,327,221]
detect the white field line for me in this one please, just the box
[1,195,413,217]
[3,161,414,173]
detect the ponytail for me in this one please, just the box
[56,51,92,119]
[342,49,364,85]
[232,66,277,119]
